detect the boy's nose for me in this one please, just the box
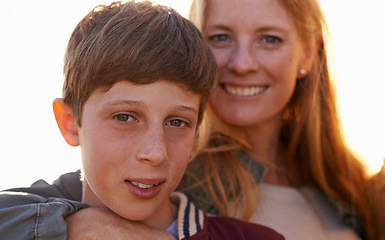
[227,44,259,75]
[135,126,167,166]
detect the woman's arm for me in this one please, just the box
[0,192,87,240]
[66,207,174,240]
[1,172,174,240]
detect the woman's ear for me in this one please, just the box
[53,98,79,146]
[298,32,323,78]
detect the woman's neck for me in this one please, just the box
[245,117,291,186]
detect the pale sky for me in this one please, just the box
[0,0,384,190]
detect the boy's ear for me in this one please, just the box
[53,98,79,146]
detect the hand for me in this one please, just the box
[65,207,175,240]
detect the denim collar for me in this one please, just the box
[236,150,366,239]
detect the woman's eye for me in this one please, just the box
[115,114,133,122]
[167,119,187,128]
[263,36,281,44]
[208,34,229,43]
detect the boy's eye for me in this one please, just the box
[115,114,134,122]
[167,119,187,128]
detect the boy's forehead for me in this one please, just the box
[87,80,200,112]
[94,80,189,94]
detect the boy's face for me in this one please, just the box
[76,80,199,228]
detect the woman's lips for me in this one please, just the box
[222,83,268,97]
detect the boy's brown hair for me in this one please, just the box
[63,0,217,126]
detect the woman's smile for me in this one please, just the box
[222,83,268,97]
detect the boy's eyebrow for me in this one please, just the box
[107,99,146,107]
[100,99,147,110]
[100,99,198,114]
[174,105,198,115]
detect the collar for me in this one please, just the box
[237,151,365,239]
[237,151,267,183]
[170,192,205,239]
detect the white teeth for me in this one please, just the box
[225,85,265,97]
[130,181,158,189]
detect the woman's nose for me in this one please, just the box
[227,44,259,75]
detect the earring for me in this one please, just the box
[298,68,306,75]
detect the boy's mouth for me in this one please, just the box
[124,179,163,199]
[128,181,159,189]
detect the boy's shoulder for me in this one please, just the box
[171,192,284,240]
[196,215,285,240]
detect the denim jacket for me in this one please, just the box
[0,191,87,240]
[178,151,366,239]
[0,152,366,239]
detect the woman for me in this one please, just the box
[1,0,377,239]
[179,0,376,239]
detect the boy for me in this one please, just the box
[0,1,284,239]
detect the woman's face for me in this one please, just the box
[203,0,310,129]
